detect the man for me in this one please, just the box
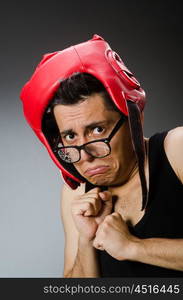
[20,35,183,277]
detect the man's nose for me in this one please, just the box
[80,148,94,162]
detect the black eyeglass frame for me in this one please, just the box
[53,115,127,163]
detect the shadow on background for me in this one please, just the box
[0,0,182,277]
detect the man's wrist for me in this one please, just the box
[120,237,142,261]
[79,235,94,247]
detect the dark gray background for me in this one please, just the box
[0,0,182,277]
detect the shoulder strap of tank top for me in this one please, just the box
[148,130,169,180]
[149,130,169,160]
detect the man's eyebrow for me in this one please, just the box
[60,120,109,136]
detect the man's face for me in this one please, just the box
[53,93,135,186]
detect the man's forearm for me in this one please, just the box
[129,238,183,271]
[65,236,101,278]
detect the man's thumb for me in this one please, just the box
[99,191,112,202]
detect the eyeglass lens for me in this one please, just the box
[58,141,110,163]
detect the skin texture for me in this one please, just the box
[54,93,139,187]
[54,93,183,277]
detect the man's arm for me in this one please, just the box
[60,183,101,277]
[164,126,183,184]
[93,127,183,270]
[93,212,183,271]
[64,237,101,278]
[130,238,183,270]
[133,126,183,270]
[131,126,183,270]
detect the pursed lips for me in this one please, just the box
[84,165,109,176]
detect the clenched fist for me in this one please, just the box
[71,187,113,242]
[93,212,139,260]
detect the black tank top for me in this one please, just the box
[85,131,183,277]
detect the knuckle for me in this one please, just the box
[112,212,120,218]
[103,221,109,228]
[85,202,92,210]
[91,196,98,203]
[105,214,113,221]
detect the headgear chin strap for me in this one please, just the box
[20,34,148,210]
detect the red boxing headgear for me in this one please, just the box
[20,34,146,189]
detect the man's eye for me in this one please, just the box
[65,133,75,141]
[93,126,104,134]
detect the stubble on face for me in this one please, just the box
[53,93,136,187]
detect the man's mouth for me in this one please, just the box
[84,165,109,176]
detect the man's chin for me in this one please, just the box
[85,175,112,187]
[85,175,124,187]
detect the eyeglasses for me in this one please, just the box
[53,115,126,163]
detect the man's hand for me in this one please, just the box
[93,212,139,260]
[71,187,113,242]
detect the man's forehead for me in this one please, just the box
[54,93,107,118]
[59,119,113,135]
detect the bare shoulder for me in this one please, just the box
[164,126,183,183]
[61,182,85,200]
